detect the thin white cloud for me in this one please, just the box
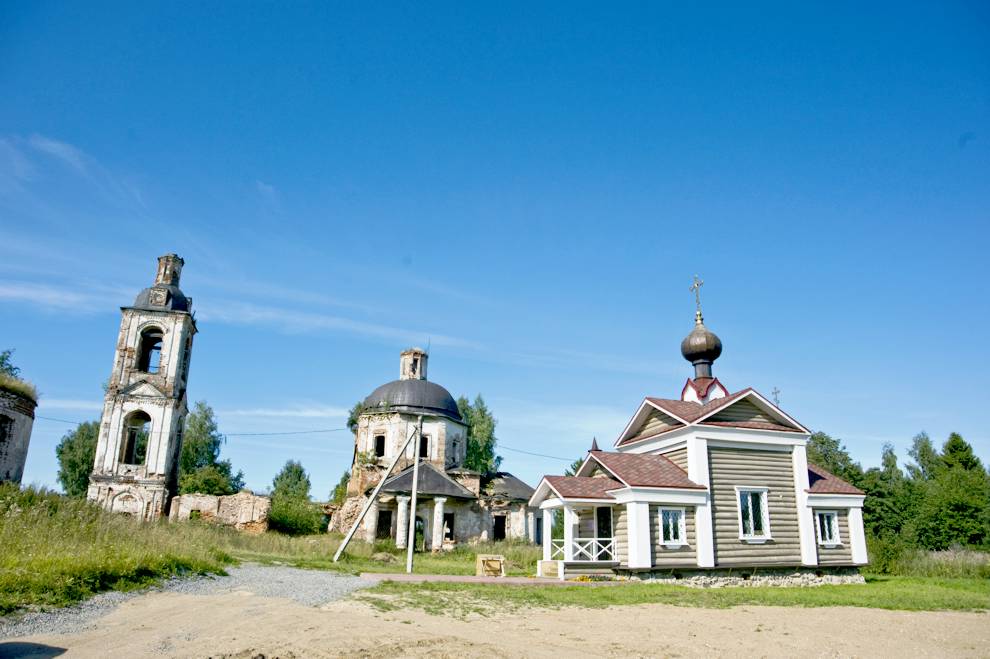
[28,134,87,173]
[198,298,482,349]
[40,399,104,412]
[219,404,349,419]
[0,138,35,183]
[0,281,104,312]
[255,180,280,211]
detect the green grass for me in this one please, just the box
[0,484,539,614]
[0,485,233,614]
[5,485,987,617]
[0,373,37,402]
[357,575,990,616]
[218,531,541,576]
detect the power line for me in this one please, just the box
[225,428,349,437]
[498,444,572,462]
[35,414,576,462]
[36,415,88,425]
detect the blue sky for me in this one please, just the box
[1,2,987,498]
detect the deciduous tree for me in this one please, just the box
[55,421,99,497]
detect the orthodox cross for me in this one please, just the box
[689,275,704,314]
[771,387,781,407]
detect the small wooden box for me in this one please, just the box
[475,554,506,577]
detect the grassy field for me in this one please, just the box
[0,485,538,613]
[3,485,987,616]
[0,485,233,614]
[358,575,990,616]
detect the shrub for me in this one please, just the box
[268,496,324,535]
[0,372,37,402]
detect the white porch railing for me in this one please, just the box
[549,538,615,562]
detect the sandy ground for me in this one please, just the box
[2,588,989,658]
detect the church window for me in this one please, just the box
[736,487,771,541]
[659,507,686,547]
[419,434,430,459]
[374,434,385,457]
[121,411,151,465]
[137,328,164,374]
[180,337,192,381]
[411,357,419,376]
[816,510,840,547]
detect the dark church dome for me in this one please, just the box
[131,285,191,312]
[362,379,462,421]
[681,312,722,374]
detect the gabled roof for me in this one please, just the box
[807,463,865,495]
[482,472,535,501]
[617,388,808,447]
[544,475,622,500]
[588,451,705,489]
[380,462,477,499]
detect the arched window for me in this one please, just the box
[120,411,151,465]
[137,328,164,374]
[419,434,430,459]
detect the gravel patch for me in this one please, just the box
[0,564,374,640]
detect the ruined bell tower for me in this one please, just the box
[87,254,197,520]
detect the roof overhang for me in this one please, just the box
[605,486,709,505]
[806,493,865,508]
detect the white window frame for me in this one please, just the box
[815,509,842,548]
[658,506,687,547]
[734,486,772,543]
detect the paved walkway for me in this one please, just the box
[359,572,619,586]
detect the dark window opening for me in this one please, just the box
[0,414,12,443]
[443,512,455,541]
[137,328,164,374]
[596,506,613,538]
[121,411,151,465]
[493,514,506,541]
[374,435,385,457]
[535,517,543,545]
[180,337,192,381]
[411,356,419,376]
[419,434,430,459]
[376,510,393,539]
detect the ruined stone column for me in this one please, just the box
[395,495,410,549]
[527,510,535,543]
[364,499,379,544]
[431,497,447,551]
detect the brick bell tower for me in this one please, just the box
[87,254,197,520]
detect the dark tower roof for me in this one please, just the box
[127,254,192,313]
[362,378,462,421]
[680,310,722,379]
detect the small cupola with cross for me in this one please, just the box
[680,276,728,403]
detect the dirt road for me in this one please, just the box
[1,568,987,658]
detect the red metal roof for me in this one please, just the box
[544,475,621,500]
[591,451,705,489]
[807,463,864,495]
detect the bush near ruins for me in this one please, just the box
[268,460,324,535]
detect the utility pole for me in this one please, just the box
[405,415,423,573]
[333,422,420,563]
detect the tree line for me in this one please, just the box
[807,430,989,551]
